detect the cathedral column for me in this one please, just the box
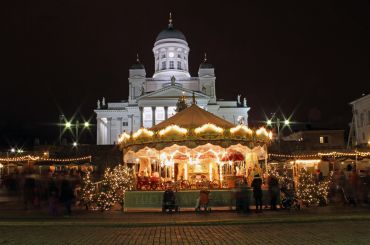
[118,117,123,134]
[128,115,134,133]
[139,107,143,127]
[107,117,112,144]
[152,106,156,127]
[96,118,102,145]
[164,106,168,120]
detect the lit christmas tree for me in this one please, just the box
[96,167,116,211]
[95,164,134,211]
[80,171,96,210]
[297,169,320,207]
[110,164,134,206]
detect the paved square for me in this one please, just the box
[0,220,369,244]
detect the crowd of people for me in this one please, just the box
[1,169,84,216]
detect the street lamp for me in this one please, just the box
[65,121,72,128]
[266,117,291,152]
[63,119,91,145]
[10,148,15,153]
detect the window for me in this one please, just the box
[177,61,182,70]
[161,61,166,70]
[161,54,166,58]
[319,136,329,144]
[177,54,181,58]
[122,122,128,126]
[169,61,174,69]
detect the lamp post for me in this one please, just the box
[266,117,290,152]
[64,119,90,146]
[59,114,65,145]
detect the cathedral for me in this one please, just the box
[95,15,250,145]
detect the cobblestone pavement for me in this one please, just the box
[0,220,370,244]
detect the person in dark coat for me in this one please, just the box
[268,175,280,210]
[23,175,35,210]
[60,178,74,216]
[251,174,263,212]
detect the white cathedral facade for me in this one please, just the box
[95,17,250,145]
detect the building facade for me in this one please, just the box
[349,93,370,147]
[282,129,345,152]
[94,17,249,145]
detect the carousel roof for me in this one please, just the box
[150,104,235,130]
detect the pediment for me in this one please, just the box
[137,85,210,100]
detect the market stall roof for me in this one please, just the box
[150,104,235,130]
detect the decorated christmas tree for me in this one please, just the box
[110,164,134,206]
[297,169,320,207]
[96,167,116,211]
[80,171,96,210]
[95,164,134,211]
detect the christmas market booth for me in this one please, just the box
[0,154,94,176]
[119,103,272,210]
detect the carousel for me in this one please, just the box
[119,99,272,191]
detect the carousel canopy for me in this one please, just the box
[150,104,235,131]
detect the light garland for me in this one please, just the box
[158,125,188,136]
[256,127,269,137]
[290,159,321,165]
[0,155,92,162]
[270,151,370,159]
[132,128,154,139]
[118,132,131,143]
[194,123,224,134]
[230,125,253,135]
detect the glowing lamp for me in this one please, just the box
[267,119,272,126]
[284,119,290,126]
[65,122,72,128]
[84,122,90,128]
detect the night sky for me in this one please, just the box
[2,0,370,149]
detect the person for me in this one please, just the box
[268,175,279,211]
[23,174,35,210]
[162,187,177,213]
[48,176,59,216]
[60,178,74,216]
[236,183,250,213]
[195,189,211,212]
[251,174,263,212]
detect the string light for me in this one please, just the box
[132,128,154,139]
[0,155,92,163]
[256,127,269,137]
[158,125,188,136]
[120,123,272,147]
[270,151,370,159]
[230,125,253,135]
[194,123,224,134]
[118,132,131,143]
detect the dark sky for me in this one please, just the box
[2,0,370,149]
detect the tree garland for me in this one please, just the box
[81,164,134,211]
[80,171,96,210]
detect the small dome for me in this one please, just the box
[130,54,145,69]
[199,62,214,69]
[155,26,187,42]
[199,53,213,69]
[130,62,145,69]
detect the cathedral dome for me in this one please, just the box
[130,54,145,69]
[155,14,187,42]
[155,26,187,42]
[199,53,214,69]
[130,62,145,70]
